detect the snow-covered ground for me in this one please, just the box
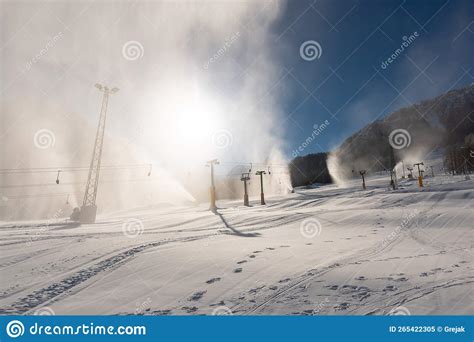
[0,174,473,316]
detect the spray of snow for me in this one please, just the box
[0,2,288,220]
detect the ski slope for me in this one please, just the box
[0,174,473,316]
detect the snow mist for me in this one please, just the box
[0,1,289,220]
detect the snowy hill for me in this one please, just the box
[0,173,472,315]
[334,85,474,175]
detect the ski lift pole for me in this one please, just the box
[359,170,367,190]
[240,172,250,206]
[206,159,219,210]
[255,170,266,205]
[414,162,424,187]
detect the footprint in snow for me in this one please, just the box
[394,277,408,282]
[206,278,221,284]
[383,285,397,292]
[233,268,243,273]
[334,303,349,311]
[149,309,172,316]
[339,285,358,294]
[236,260,247,264]
[210,300,226,307]
[189,291,206,301]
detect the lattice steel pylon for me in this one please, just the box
[79,84,119,223]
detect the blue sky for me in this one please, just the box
[269,0,474,156]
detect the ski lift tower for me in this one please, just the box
[240,172,251,206]
[206,159,219,211]
[79,84,119,224]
